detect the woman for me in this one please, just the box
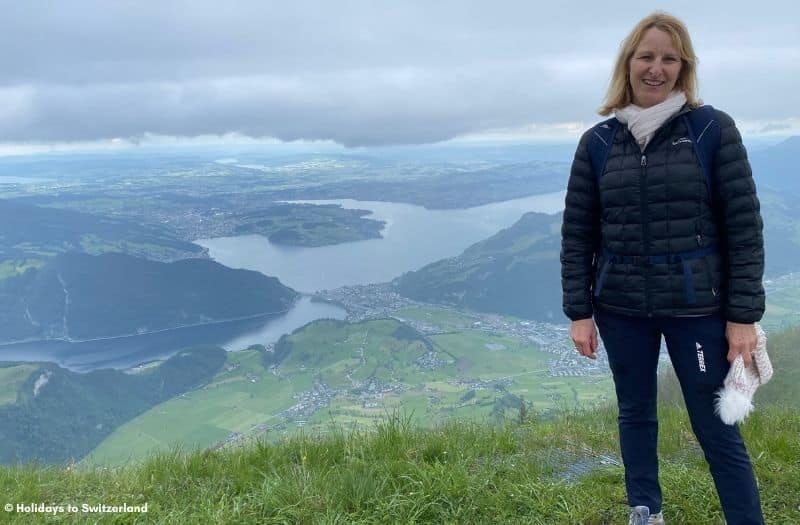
[560,12,765,525]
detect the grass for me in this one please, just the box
[1,403,797,524]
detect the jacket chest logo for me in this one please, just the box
[672,137,692,146]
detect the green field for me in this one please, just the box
[394,305,479,331]
[763,274,800,330]
[0,364,39,406]
[86,308,614,466]
[83,349,292,466]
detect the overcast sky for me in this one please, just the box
[0,0,797,152]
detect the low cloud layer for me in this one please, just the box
[1,1,797,146]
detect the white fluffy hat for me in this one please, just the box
[714,323,773,425]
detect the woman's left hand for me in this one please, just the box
[725,321,757,368]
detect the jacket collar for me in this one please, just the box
[618,103,694,151]
[618,103,692,130]
[664,103,693,127]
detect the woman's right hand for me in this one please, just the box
[570,318,598,360]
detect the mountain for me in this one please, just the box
[757,186,800,277]
[393,212,563,321]
[0,345,226,464]
[0,252,297,342]
[750,135,800,194]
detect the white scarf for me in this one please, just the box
[615,91,687,150]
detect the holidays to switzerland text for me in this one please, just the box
[5,502,148,514]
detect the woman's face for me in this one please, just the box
[628,27,683,108]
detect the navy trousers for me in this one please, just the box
[594,308,764,525]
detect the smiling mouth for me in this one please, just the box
[643,79,665,87]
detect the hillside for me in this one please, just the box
[751,135,800,194]
[0,404,796,523]
[0,198,203,270]
[0,346,226,464]
[755,186,800,277]
[394,211,563,321]
[0,252,298,342]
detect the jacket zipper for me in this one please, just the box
[617,109,692,317]
[632,107,692,317]
[640,153,652,316]
[696,228,717,297]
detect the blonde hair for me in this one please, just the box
[599,11,701,115]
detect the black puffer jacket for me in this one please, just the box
[561,106,765,323]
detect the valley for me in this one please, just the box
[84,303,614,467]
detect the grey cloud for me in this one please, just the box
[1,0,798,145]
[759,122,792,133]
[2,65,601,146]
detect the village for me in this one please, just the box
[313,282,614,378]
[221,283,616,432]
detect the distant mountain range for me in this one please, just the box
[0,252,297,342]
[394,212,563,321]
[750,135,800,194]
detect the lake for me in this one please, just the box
[197,191,566,292]
[2,191,566,371]
[0,297,345,372]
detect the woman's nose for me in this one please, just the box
[648,61,663,75]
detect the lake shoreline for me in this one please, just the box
[0,296,347,373]
[0,300,300,348]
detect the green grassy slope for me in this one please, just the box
[1,404,797,524]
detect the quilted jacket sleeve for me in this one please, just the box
[561,129,601,321]
[714,110,765,323]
